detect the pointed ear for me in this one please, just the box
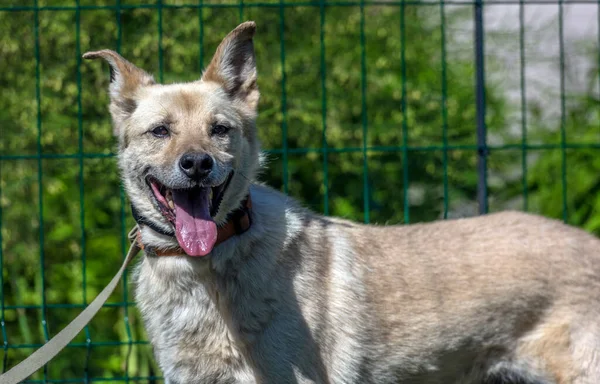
[83,49,155,134]
[201,21,259,110]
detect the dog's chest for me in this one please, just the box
[133,257,255,383]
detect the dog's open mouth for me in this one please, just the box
[146,172,233,257]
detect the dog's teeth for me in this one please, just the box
[165,190,174,209]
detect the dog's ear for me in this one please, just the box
[201,21,259,111]
[83,50,155,134]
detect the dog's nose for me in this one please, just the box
[179,153,213,181]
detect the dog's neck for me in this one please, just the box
[133,195,253,257]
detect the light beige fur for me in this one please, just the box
[84,22,600,384]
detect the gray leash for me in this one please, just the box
[0,227,141,384]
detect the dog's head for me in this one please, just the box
[84,22,260,257]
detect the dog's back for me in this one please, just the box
[326,211,600,383]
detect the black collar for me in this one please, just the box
[131,204,174,237]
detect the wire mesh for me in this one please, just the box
[0,0,599,382]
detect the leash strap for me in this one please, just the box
[0,227,142,384]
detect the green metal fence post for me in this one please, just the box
[474,0,488,215]
[400,0,410,224]
[0,152,6,373]
[198,0,204,71]
[558,0,568,223]
[75,0,94,381]
[279,0,289,194]
[519,0,529,212]
[33,1,49,380]
[158,0,164,83]
[440,1,449,219]
[359,0,369,224]
[320,0,329,216]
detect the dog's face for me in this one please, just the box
[84,22,260,256]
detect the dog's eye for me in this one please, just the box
[151,126,170,138]
[211,124,230,136]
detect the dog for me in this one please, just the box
[83,21,600,384]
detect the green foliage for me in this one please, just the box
[0,1,598,381]
[494,87,600,230]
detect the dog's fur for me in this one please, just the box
[84,22,600,384]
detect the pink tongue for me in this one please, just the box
[172,188,217,256]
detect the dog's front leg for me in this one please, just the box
[235,317,330,384]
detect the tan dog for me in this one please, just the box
[84,22,600,384]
